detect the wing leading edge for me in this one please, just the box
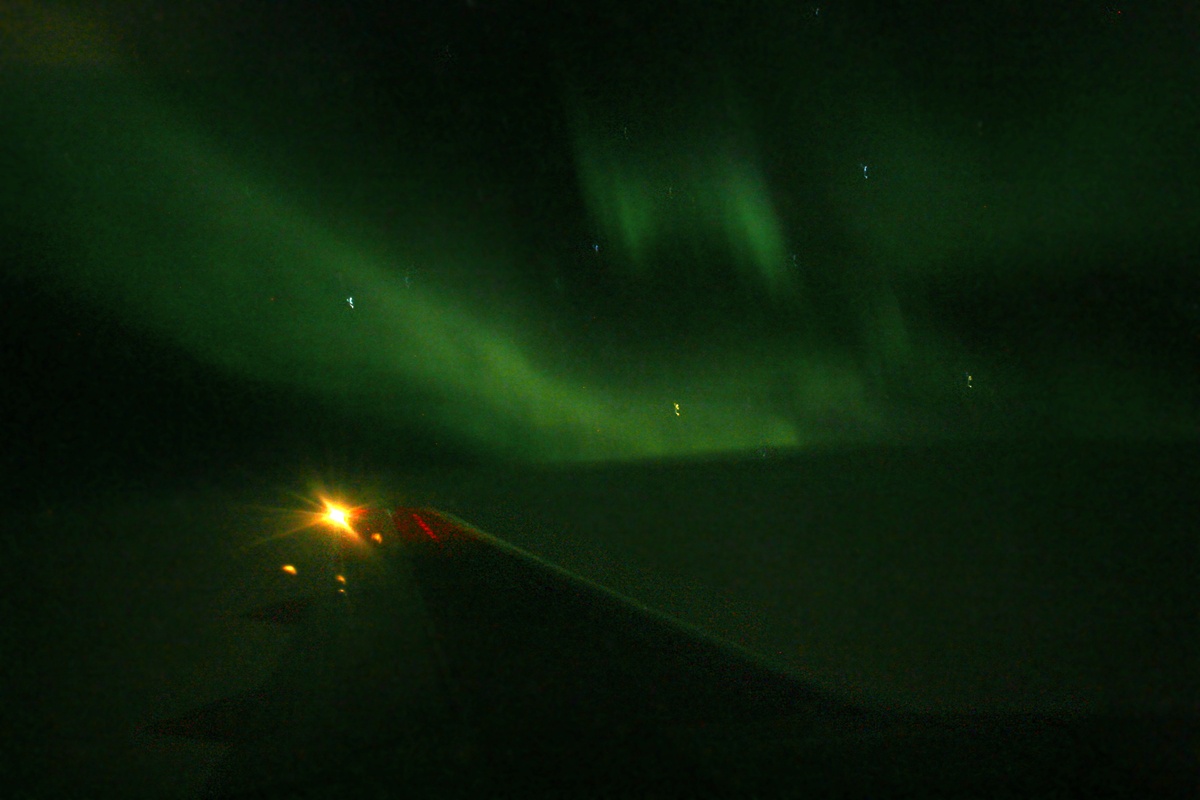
[148,506,866,797]
[147,507,1194,797]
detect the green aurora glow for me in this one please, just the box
[3,4,1195,464]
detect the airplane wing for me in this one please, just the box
[146,506,1196,798]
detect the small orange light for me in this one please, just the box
[281,564,297,575]
[370,532,383,544]
[336,574,346,584]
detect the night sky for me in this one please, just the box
[3,0,1197,498]
[2,2,1199,796]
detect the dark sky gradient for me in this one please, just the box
[3,0,1198,499]
[2,3,1198,796]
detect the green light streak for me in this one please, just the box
[4,55,813,461]
[8,7,1189,461]
[569,101,792,299]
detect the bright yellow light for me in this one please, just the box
[322,502,354,533]
[281,564,297,575]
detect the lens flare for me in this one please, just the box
[326,506,348,528]
[322,501,355,533]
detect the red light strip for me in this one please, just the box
[411,512,439,542]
